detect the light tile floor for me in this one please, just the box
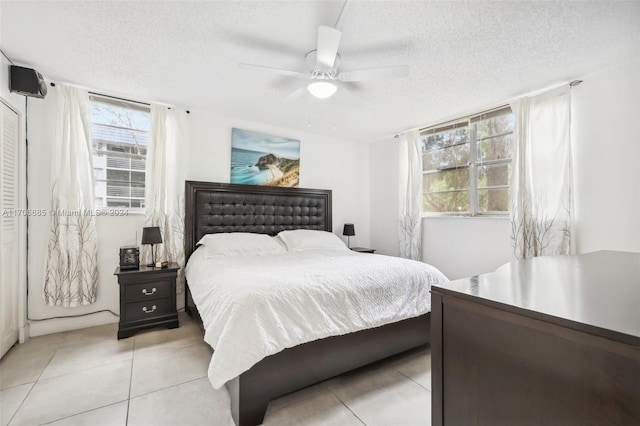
[0,313,432,425]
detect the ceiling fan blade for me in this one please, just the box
[238,63,306,79]
[284,86,309,102]
[316,26,342,68]
[338,65,409,82]
[336,82,358,97]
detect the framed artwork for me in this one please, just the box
[230,128,300,188]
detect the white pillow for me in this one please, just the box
[197,233,286,258]
[277,229,347,252]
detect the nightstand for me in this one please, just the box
[350,247,376,254]
[114,263,179,339]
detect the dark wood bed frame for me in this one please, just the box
[184,181,430,426]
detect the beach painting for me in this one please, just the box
[230,128,301,188]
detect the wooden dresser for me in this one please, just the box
[114,263,180,339]
[431,251,640,426]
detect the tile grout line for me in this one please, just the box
[395,369,432,393]
[7,319,203,426]
[5,381,35,426]
[32,347,58,382]
[9,358,133,425]
[37,354,135,383]
[51,327,119,350]
[6,346,58,426]
[125,339,136,426]
[0,381,34,392]
[128,375,208,401]
[9,318,429,426]
[132,337,204,357]
[5,321,200,426]
[37,399,128,426]
[328,388,368,426]
[265,382,330,413]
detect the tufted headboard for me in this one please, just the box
[184,181,332,262]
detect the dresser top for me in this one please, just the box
[431,251,640,344]
[114,262,180,275]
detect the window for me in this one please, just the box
[89,95,150,209]
[421,106,514,215]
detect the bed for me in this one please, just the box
[183,181,446,426]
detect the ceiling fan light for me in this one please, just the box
[307,81,337,99]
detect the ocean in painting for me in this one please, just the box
[230,128,301,187]
[230,147,273,185]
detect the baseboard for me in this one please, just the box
[28,311,119,337]
[19,324,29,343]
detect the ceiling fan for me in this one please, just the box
[238,1,409,100]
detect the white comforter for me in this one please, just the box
[185,248,447,389]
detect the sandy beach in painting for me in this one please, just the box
[230,128,300,187]
[267,164,283,180]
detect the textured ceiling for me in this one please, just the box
[1,1,639,143]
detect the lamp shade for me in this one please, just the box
[307,81,338,99]
[141,227,162,245]
[343,223,355,237]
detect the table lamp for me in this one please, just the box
[343,223,355,248]
[141,226,162,267]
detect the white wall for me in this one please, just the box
[369,138,400,257]
[1,54,29,341]
[185,109,370,245]
[25,90,369,336]
[368,60,640,280]
[572,62,640,254]
[422,217,512,280]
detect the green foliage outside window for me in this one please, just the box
[422,108,514,214]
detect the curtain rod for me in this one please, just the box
[394,79,583,139]
[47,79,190,112]
[88,91,150,107]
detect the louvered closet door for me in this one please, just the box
[0,101,19,359]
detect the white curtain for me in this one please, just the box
[143,105,185,291]
[44,85,99,306]
[398,130,423,260]
[510,86,573,259]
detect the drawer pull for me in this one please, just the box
[142,305,157,314]
[142,288,157,296]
